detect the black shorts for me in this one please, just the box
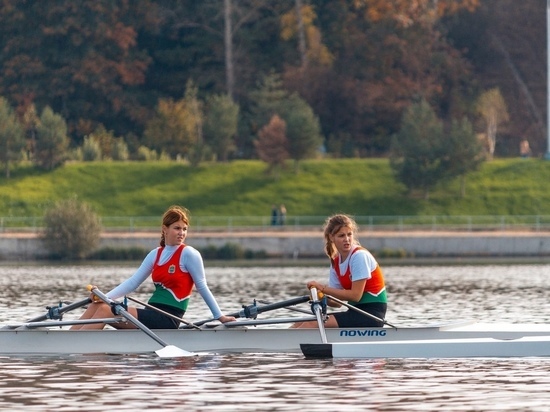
[136,303,185,329]
[332,302,387,328]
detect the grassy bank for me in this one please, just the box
[1,158,549,219]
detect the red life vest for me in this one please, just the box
[150,244,194,303]
[331,247,385,295]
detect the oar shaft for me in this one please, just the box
[191,295,310,327]
[26,298,92,323]
[325,294,396,329]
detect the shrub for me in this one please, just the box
[41,198,102,260]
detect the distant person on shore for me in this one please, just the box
[71,205,236,330]
[271,204,279,226]
[278,204,287,226]
[520,139,531,158]
[291,214,387,329]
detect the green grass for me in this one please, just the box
[1,158,549,222]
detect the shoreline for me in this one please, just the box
[2,230,550,262]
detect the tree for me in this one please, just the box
[0,97,25,178]
[282,94,323,169]
[21,103,40,161]
[390,100,446,199]
[249,73,322,168]
[34,106,70,170]
[254,114,289,176]
[443,117,485,197]
[143,80,203,162]
[476,88,509,159]
[203,94,240,161]
[41,198,102,260]
[0,1,154,139]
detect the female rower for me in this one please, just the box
[71,205,236,330]
[292,214,387,328]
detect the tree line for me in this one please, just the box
[0,0,536,195]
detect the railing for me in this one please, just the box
[2,215,550,233]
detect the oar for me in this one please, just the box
[256,299,312,315]
[187,295,310,327]
[87,285,196,358]
[324,293,397,329]
[126,296,201,330]
[309,287,328,343]
[4,318,125,330]
[26,297,92,323]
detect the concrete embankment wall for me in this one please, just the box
[2,230,550,260]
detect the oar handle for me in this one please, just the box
[310,287,328,344]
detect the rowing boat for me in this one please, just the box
[4,293,550,357]
[2,320,550,356]
[300,335,550,359]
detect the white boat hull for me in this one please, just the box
[301,336,550,359]
[3,321,550,356]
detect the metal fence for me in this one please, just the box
[2,215,550,233]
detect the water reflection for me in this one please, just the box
[1,263,550,410]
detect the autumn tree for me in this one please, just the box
[143,81,203,162]
[249,73,322,168]
[0,97,25,178]
[476,88,509,159]
[203,94,240,161]
[254,115,289,176]
[0,0,154,140]
[34,106,70,170]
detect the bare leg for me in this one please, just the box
[290,315,339,329]
[70,304,139,330]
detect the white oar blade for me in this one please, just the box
[155,345,196,358]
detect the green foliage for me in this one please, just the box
[200,242,265,260]
[111,139,129,161]
[144,80,204,163]
[136,146,158,161]
[40,198,102,260]
[443,117,485,196]
[89,246,147,260]
[249,73,323,166]
[0,97,25,178]
[390,100,447,198]
[203,94,239,161]
[283,94,324,166]
[35,106,69,170]
[81,137,102,161]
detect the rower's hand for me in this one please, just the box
[218,315,237,323]
[307,282,325,299]
[90,293,102,303]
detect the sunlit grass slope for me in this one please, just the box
[0,158,549,218]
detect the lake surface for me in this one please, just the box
[1,263,550,411]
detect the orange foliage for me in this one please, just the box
[353,0,480,26]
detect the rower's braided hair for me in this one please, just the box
[323,214,360,259]
[160,205,190,247]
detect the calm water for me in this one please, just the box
[1,263,550,411]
